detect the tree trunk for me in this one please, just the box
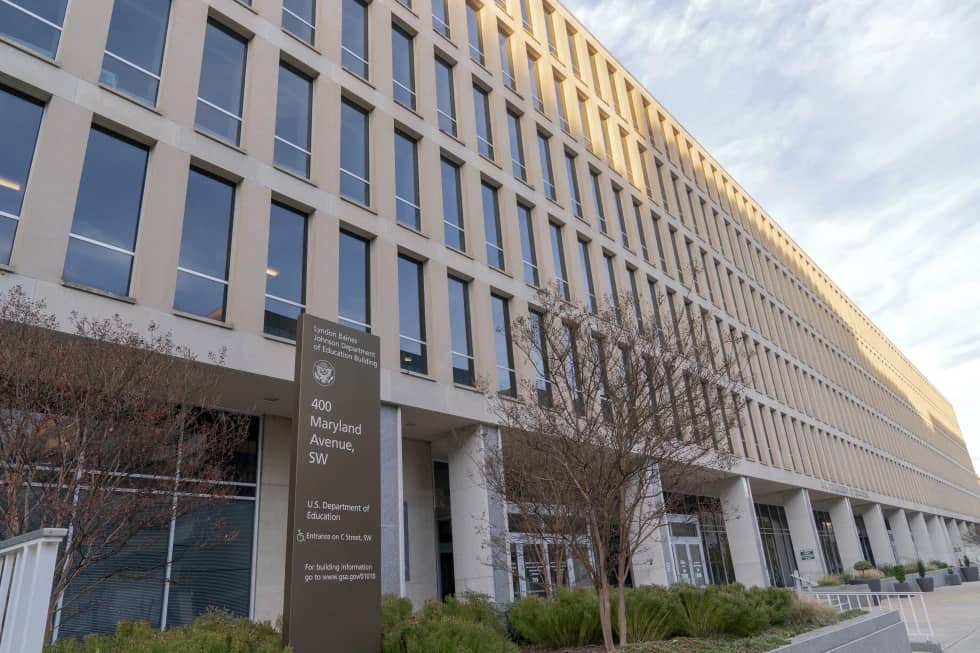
[617,580,628,646]
[597,582,616,653]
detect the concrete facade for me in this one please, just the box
[1,0,979,637]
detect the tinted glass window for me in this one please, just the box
[264,202,307,339]
[0,0,68,58]
[275,63,313,177]
[431,0,449,37]
[340,99,370,204]
[516,203,538,286]
[0,86,44,265]
[101,0,170,104]
[578,239,596,311]
[473,85,493,159]
[174,168,235,321]
[447,276,474,385]
[507,111,526,180]
[435,57,456,135]
[499,31,515,88]
[398,255,426,373]
[342,0,368,77]
[440,158,464,250]
[394,130,420,229]
[491,294,515,395]
[565,153,582,217]
[549,223,569,300]
[196,21,247,144]
[466,4,483,64]
[338,230,370,332]
[537,133,555,199]
[64,128,148,296]
[283,0,316,44]
[482,183,503,269]
[391,25,415,108]
[591,171,607,232]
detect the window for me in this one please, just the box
[196,20,247,145]
[394,130,420,229]
[282,0,315,43]
[519,0,532,31]
[602,252,619,315]
[567,27,580,77]
[63,127,148,296]
[553,75,568,132]
[564,152,582,218]
[391,25,416,108]
[549,222,569,300]
[627,267,642,327]
[529,54,544,112]
[529,310,550,404]
[579,95,592,150]
[340,99,370,205]
[398,255,427,373]
[491,294,516,395]
[441,157,465,250]
[174,168,235,321]
[612,186,629,248]
[473,85,494,159]
[537,132,556,200]
[652,213,668,270]
[100,0,170,105]
[516,203,538,286]
[482,182,504,269]
[447,276,474,385]
[0,0,68,57]
[432,0,450,37]
[543,7,556,55]
[0,86,43,266]
[499,30,516,90]
[466,3,484,64]
[342,0,369,77]
[590,170,607,233]
[264,202,307,340]
[435,56,457,135]
[507,110,527,181]
[578,239,596,312]
[338,230,371,332]
[274,63,313,177]
[634,201,649,261]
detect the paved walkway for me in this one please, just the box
[919,581,980,651]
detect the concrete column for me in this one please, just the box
[719,476,768,587]
[783,488,825,579]
[888,509,918,564]
[447,425,510,601]
[254,415,291,623]
[857,504,897,567]
[827,497,864,571]
[630,467,669,587]
[908,512,934,563]
[926,515,954,565]
[946,519,965,565]
[380,405,405,596]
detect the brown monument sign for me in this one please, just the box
[284,314,381,652]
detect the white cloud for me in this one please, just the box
[565,0,980,472]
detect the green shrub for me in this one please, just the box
[817,574,845,586]
[929,560,949,569]
[853,560,873,577]
[917,560,927,578]
[893,565,907,583]
[46,612,289,653]
[419,593,505,635]
[752,587,793,626]
[383,593,414,633]
[507,588,601,647]
[383,617,517,653]
[613,586,680,642]
[670,585,769,638]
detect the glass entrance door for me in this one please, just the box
[668,519,709,586]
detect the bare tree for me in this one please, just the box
[0,286,253,639]
[485,286,749,651]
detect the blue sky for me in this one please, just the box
[562,0,980,472]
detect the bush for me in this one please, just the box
[671,585,770,638]
[929,560,949,569]
[817,575,845,586]
[853,560,873,577]
[893,565,907,583]
[383,617,517,653]
[751,587,793,626]
[508,588,601,647]
[420,593,505,636]
[613,586,680,642]
[383,593,414,633]
[784,595,839,627]
[917,560,927,578]
[46,612,289,653]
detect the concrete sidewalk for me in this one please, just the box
[918,581,980,651]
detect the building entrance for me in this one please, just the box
[667,519,709,586]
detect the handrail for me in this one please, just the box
[801,589,933,639]
[0,529,67,653]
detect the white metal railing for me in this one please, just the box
[803,590,934,640]
[0,528,67,653]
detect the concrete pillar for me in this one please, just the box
[719,476,768,587]
[380,405,405,596]
[908,512,934,563]
[888,509,918,564]
[857,504,897,567]
[827,497,864,571]
[447,425,510,601]
[926,515,955,566]
[946,519,965,565]
[783,488,825,580]
[630,466,670,587]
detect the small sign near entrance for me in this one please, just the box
[799,549,816,561]
[284,315,381,652]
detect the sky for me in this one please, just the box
[562,0,980,474]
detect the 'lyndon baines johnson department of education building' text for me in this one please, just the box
[1,0,978,639]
